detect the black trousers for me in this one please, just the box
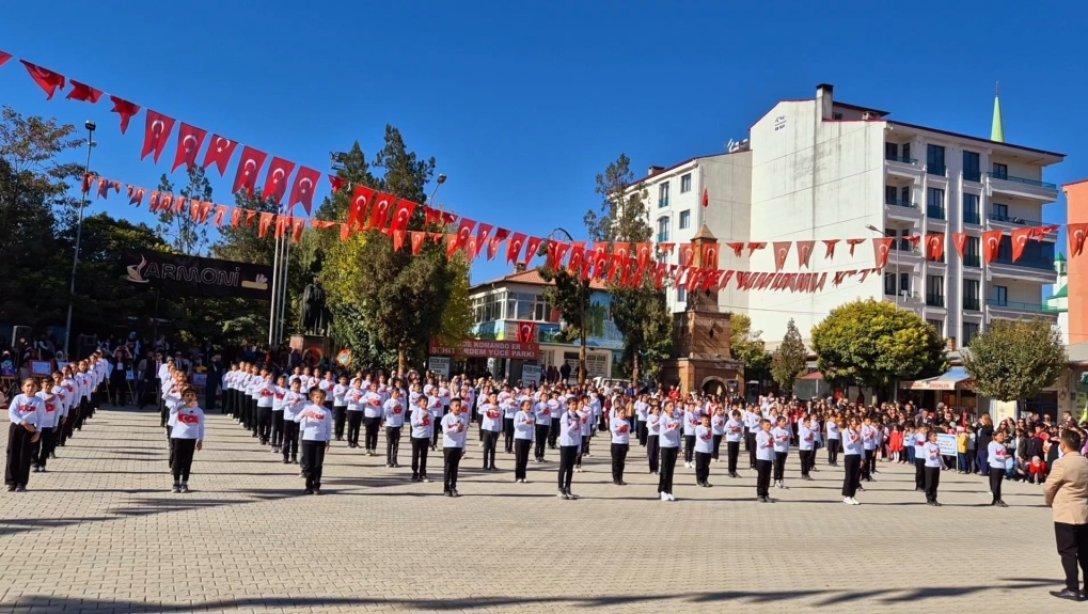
[841,454,861,497]
[746,432,757,467]
[166,425,176,469]
[503,417,515,453]
[1055,522,1088,592]
[683,435,696,463]
[32,427,55,469]
[514,438,531,479]
[282,421,299,460]
[695,451,711,484]
[799,449,814,477]
[347,411,363,446]
[989,470,1004,502]
[756,458,772,497]
[924,466,940,502]
[557,445,577,492]
[172,438,196,483]
[534,424,549,460]
[300,440,326,490]
[364,416,380,451]
[611,442,628,482]
[773,451,787,481]
[5,424,33,487]
[637,420,647,446]
[862,449,875,480]
[711,434,722,460]
[827,438,840,465]
[333,406,347,440]
[657,446,679,494]
[271,410,284,447]
[258,406,272,443]
[443,447,463,492]
[647,435,660,473]
[386,426,402,465]
[411,437,429,477]
[481,430,499,469]
[914,458,926,489]
[548,420,559,448]
[727,441,740,474]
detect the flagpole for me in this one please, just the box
[278,232,291,343]
[63,121,96,359]
[268,221,281,347]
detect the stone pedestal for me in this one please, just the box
[290,334,330,367]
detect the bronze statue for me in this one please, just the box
[298,279,330,336]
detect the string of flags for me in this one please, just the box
[7,49,1088,272]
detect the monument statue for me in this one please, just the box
[298,279,330,336]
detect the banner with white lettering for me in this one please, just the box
[121,250,273,300]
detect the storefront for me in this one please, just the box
[899,366,978,412]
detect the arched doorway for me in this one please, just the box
[702,377,726,397]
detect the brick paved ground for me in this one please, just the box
[0,405,1080,613]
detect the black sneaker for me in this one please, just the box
[172,484,181,493]
[304,488,314,495]
[180,483,190,493]
[313,489,322,496]
[1050,589,1084,602]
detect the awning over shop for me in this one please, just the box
[900,366,973,391]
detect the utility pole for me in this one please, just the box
[63,121,96,359]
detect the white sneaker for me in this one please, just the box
[661,492,670,501]
[843,497,852,505]
[780,482,789,490]
[849,497,860,505]
[667,493,677,501]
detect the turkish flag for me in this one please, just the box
[546,241,569,269]
[158,194,173,214]
[96,177,110,199]
[392,229,407,251]
[523,237,543,264]
[202,134,237,176]
[173,196,187,214]
[872,237,894,269]
[232,146,267,196]
[701,243,719,269]
[679,243,695,268]
[983,230,1004,263]
[20,61,65,99]
[81,173,94,194]
[140,110,175,163]
[952,232,968,259]
[747,242,766,255]
[195,201,214,224]
[348,186,374,230]
[476,223,493,247]
[702,188,709,208]
[328,175,345,194]
[516,322,537,343]
[822,239,839,259]
[1067,223,1088,257]
[258,212,275,238]
[390,200,416,231]
[718,270,735,290]
[339,222,353,242]
[687,268,704,291]
[636,243,653,269]
[368,193,396,229]
[653,263,668,289]
[455,218,476,248]
[66,80,102,103]
[795,240,814,268]
[0,51,11,67]
[213,205,229,227]
[925,233,945,261]
[1011,227,1033,262]
[171,123,208,172]
[488,228,509,260]
[127,186,145,206]
[262,157,295,204]
[108,96,140,134]
[772,241,791,271]
[659,242,675,254]
[446,234,461,259]
[410,231,426,255]
[507,233,527,263]
[291,217,306,243]
[567,242,585,273]
[288,166,321,215]
[844,238,865,256]
[148,191,160,212]
[613,242,631,263]
[702,269,723,291]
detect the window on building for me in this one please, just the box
[928,319,944,334]
[992,202,1008,221]
[885,185,897,205]
[679,210,691,229]
[884,272,896,295]
[963,151,981,182]
[927,144,946,176]
[925,275,944,307]
[994,285,1008,306]
[963,279,980,310]
[900,272,910,295]
[963,193,980,225]
[964,236,980,267]
[658,182,670,208]
[677,287,687,303]
[963,322,980,346]
[927,187,945,220]
[680,173,692,193]
[900,186,911,206]
[992,162,1008,180]
[657,217,669,242]
[885,142,898,161]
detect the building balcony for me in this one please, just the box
[963,297,980,311]
[927,164,946,177]
[884,199,920,221]
[926,205,946,221]
[925,294,945,308]
[963,210,981,225]
[963,170,982,183]
[986,171,1059,202]
[985,298,1059,320]
[986,212,1045,230]
[885,156,921,178]
[987,259,1058,284]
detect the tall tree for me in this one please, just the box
[538,264,593,383]
[811,299,946,393]
[730,313,771,389]
[584,153,672,384]
[154,166,212,255]
[771,318,806,395]
[964,318,1065,409]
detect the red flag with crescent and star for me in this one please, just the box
[20,60,65,99]
[983,230,1004,263]
[952,232,968,259]
[847,238,866,257]
[262,157,295,204]
[410,231,426,255]
[1070,223,1088,257]
[66,80,102,103]
[454,218,476,248]
[488,229,510,260]
[1011,227,1033,262]
[925,233,945,262]
[348,186,374,230]
[772,241,791,271]
[368,193,396,229]
[726,242,744,257]
[232,146,267,196]
[516,322,537,344]
[506,233,527,263]
[390,200,417,232]
[141,110,175,163]
[678,243,695,268]
[747,242,766,255]
[872,237,894,269]
[288,166,321,215]
[171,123,207,172]
[109,96,140,134]
[567,242,585,273]
[822,239,839,259]
[523,237,543,265]
[202,134,237,176]
[796,240,814,268]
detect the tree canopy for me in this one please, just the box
[771,318,806,394]
[964,318,1066,403]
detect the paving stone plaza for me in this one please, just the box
[0,405,1079,613]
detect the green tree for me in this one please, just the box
[811,299,946,393]
[964,318,1066,407]
[584,153,672,384]
[154,166,212,255]
[771,318,806,395]
[539,263,593,383]
[730,313,771,388]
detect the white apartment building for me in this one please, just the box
[634,84,1063,347]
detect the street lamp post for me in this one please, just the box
[63,121,96,359]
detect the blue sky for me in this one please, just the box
[2,1,1085,284]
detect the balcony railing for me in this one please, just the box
[925,294,945,307]
[657,232,669,243]
[926,205,946,220]
[927,164,946,176]
[988,212,1043,226]
[963,170,982,183]
[886,154,919,165]
[991,256,1054,271]
[986,171,1057,190]
[963,297,980,311]
[885,198,917,209]
[985,298,1049,313]
[964,211,981,225]
[964,254,981,267]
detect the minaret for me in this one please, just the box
[991,82,1005,142]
